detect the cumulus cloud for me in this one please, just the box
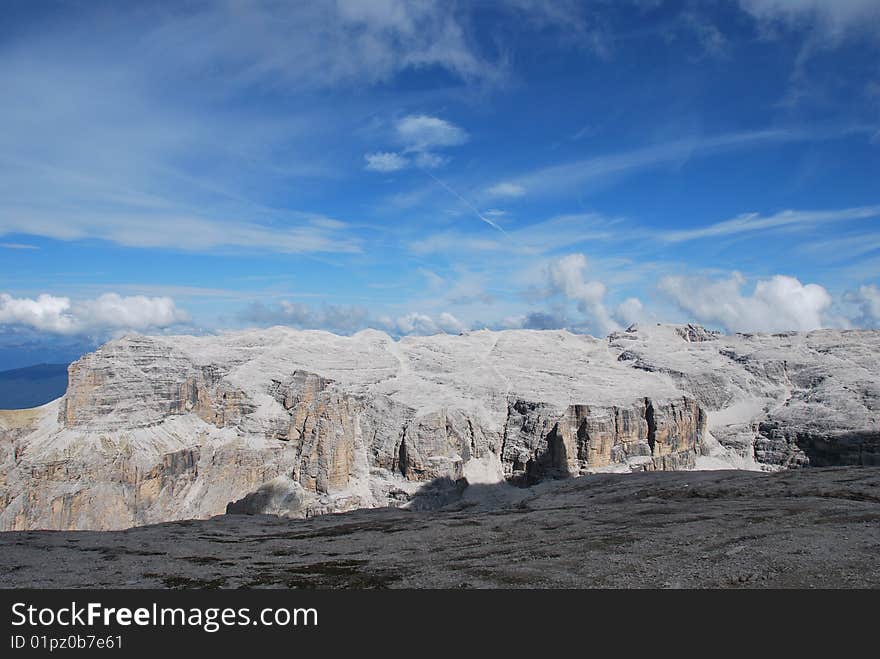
[380,310,466,335]
[240,301,466,336]
[658,272,834,333]
[0,292,189,335]
[396,114,468,151]
[845,284,880,328]
[365,114,467,173]
[486,182,526,198]
[546,254,620,336]
[364,151,409,172]
[614,297,645,327]
[436,312,466,334]
[395,312,439,335]
[0,294,77,334]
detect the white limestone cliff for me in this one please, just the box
[1,324,877,530]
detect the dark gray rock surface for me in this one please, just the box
[2,466,878,589]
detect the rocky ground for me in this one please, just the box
[2,466,878,589]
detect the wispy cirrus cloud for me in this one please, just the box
[797,231,880,262]
[485,182,526,198]
[142,1,501,91]
[659,205,880,243]
[739,0,880,41]
[737,1,880,109]
[0,207,361,254]
[482,125,875,200]
[0,2,493,259]
[409,212,620,255]
[0,23,362,256]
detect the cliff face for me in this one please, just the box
[1,324,877,531]
[608,325,880,469]
[501,397,704,483]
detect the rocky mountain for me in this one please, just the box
[0,324,877,531]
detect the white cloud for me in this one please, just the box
[845,284,880,328]
[77,294,189,332]
[409,233,505,254]
[418,268,447,290]
[660,205,880,242]
[414,151,449,169]
[498,315,527,329]
[437,312,466,334]
[798,231,880,261]
[503,0,612,56]
[549,254,606,306]
[658,272,834,333]
[0,294,77,334]
[0,210,361,254]
[0,53,361,255]
[408,212,616,256]
[277,301,316,325]
[546,254,620,336]
[395,313,436,334]
[486,182,526,198]
[0,7,417,256]
[394,311,465,335]
[739,0,880,40]
[615,297,645,327]
[678,10,729,58]
[241,300,468,336]
[487,126,871,200]
[0,243,38,250]
[0,292,189,335]
[364,151,409,172]
[396,115,468,151]
[145,2,499,90]
[366,115,467,173]
[243,301,370,334]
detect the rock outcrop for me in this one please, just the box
[1,324,877,530]
[608,325,880,469]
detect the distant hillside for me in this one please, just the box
[0,363,69,410]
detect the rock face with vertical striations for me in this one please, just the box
[1,324,878,531]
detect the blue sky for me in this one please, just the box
[1,0,879,369]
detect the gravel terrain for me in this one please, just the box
[2,466,878,589]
